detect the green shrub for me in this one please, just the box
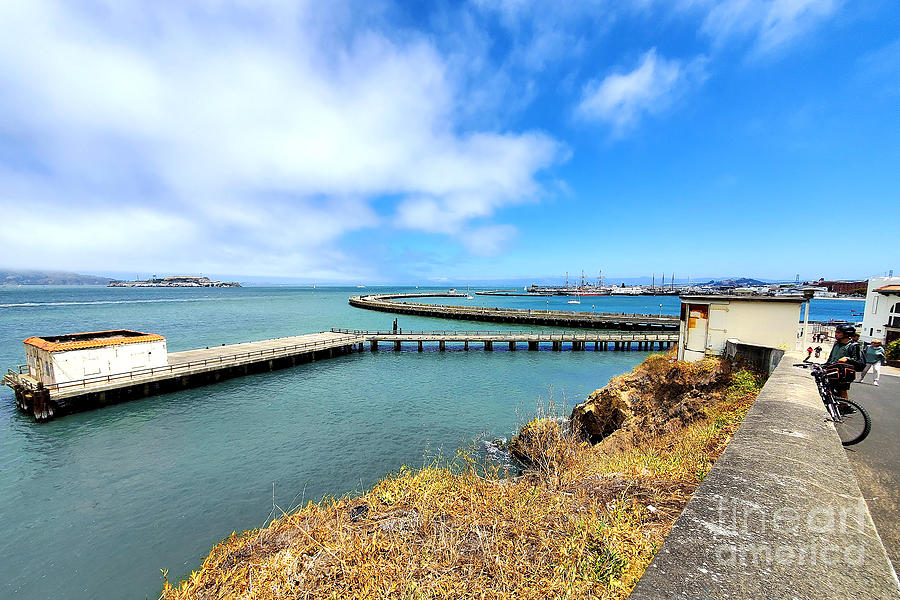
[886,340,900,361]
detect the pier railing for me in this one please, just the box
[21,333,364,395]
[331,328,678,340]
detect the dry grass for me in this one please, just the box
[160,359,761,600]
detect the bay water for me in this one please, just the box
[0,287,862,599]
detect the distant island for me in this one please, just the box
[108,275,241,288]
[0,269,111,286]
[701,277,768,287]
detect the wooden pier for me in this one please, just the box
[4,331,366,421]
[349,293,679,330]
[331,328,677,352]
[4,329,677,422]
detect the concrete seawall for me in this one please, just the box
[349,293,679,330]
[630,352,899,599]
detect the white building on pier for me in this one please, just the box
[24,330,168,386]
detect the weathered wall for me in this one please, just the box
[724,340,784,376]
[630,352,899,599]
[47,340,168,384]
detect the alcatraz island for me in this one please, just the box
[107,275,241,288]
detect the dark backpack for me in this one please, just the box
[844,342,865,371]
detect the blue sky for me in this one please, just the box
[0,0,897,284]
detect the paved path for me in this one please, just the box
[846,368,900,569]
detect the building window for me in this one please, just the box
[890,302,900,328]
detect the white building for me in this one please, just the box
[677,295,805,362]
[860,276,900,344]
[24,330,168,386]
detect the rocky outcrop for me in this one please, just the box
[508,418,565,466]
[571,355,732,450]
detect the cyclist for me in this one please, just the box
[825,324,864,399]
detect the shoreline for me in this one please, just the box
[160,353,762,599]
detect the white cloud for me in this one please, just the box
[459,224,518,256]
[700,0,840,56]
[576,48,706,133]
[0,0,562,277]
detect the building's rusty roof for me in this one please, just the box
[24,330,166,352]
[875,285,900,295]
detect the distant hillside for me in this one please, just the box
[0,269,111,285]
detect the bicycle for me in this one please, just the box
[794,363,871,446]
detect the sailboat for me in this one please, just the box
[466,284,474,300]
[567,293,581,305]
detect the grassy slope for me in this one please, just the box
[160,355,761,600]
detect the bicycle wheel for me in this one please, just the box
[832,400,871,446]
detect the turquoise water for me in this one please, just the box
[0,287,863,599]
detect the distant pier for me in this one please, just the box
[5,328,677,421]
[349,293,679,330]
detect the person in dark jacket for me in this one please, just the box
[827,324,863,399]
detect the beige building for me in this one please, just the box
[677,295,804,362]
[24,330,168,385]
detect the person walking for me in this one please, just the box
[814,345,823,358]
[858,340,887,386]
[805,346,814,361]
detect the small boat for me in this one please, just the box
[567,294,581,305]
[466,284,474,300]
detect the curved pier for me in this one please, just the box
[349,293,679,331]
